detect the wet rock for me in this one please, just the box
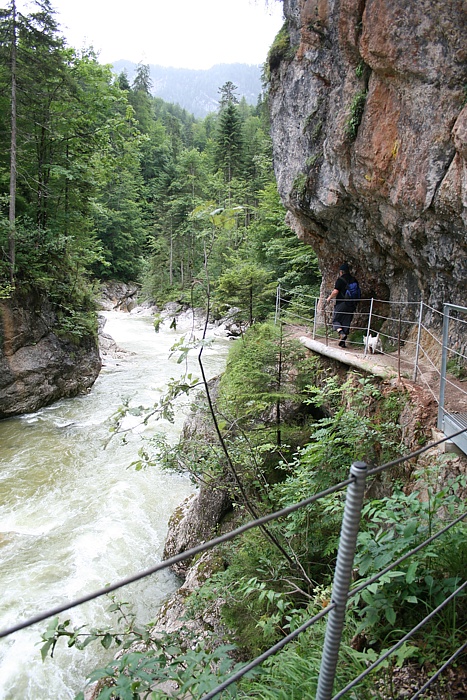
[0,291,101,419]
[98,280,140,312]
[163,485,232,579]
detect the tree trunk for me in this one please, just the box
[8,0,17,284]
[169,225,173,286]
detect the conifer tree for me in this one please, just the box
[214,82,244,198]
[0,0,65,276]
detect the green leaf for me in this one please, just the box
[402,520,418,539]
[394,642,417,667]
[40,639,55,661]
[384,606,396,625]
[101,633,113,649]
[405,561,418,584]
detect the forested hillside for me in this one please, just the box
[0,0,319,339]
[111,60,263,117]
[2,3,466,699]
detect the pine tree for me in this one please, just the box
[214,82,244,199]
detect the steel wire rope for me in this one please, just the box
[420,344,441,366]
[423,303,445,317]
[374,331,419,346]
[281,307,312,318]
[282,310,315,324]
[420,322,443,346]
[3,427,463,640]
[0,291,459,667]
[398,336,419,347]
[410,640,467,700]
[283,322,313,333]
[1,337,464,667]
[331,580,467,700]
[366,425,467,478]
[446,344,467,361]
[417,345,442,374]
[201,439,467,699]
[442,374,467,398]
[369,312,416,326]
[279,306,312,317]
[199,605,334,700]
[410,355,441,396]
[416,372,440,404]
[280,309,317,323]
[368,299,420,307]
[196,320,314,587]
[0,477,353,640]
[348,510,467,600]
[200,432,467,700]
[278,293,313,306]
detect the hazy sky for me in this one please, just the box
[16,0,284,68]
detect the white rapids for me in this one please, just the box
[0,311,230,700]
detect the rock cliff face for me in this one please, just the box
[0,291,101,418]
[269,0,467,315]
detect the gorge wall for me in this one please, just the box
[269,0,467,315]
[0,292,101,418]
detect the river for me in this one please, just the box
[0,311,230,699]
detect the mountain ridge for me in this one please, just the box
[111,61,264,117]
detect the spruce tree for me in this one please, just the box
[214,82,244,198]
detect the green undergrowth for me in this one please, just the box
[1,224,100,343]
[43,321,467,699]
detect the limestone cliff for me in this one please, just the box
[269,0,466,316]
[0,291,101,418]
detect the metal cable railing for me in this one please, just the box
[2,292,466,699]
[277,289,467,434]
[3,427,466,700]
[332,581,467,700]
[198,427,467,700]
[200,605,335,700]
[411,640,467,700]
[0,476,355,640]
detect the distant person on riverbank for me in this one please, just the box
[326,262,360,348]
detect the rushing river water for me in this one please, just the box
[0,311,230,700]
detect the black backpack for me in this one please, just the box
[345,278,361,300]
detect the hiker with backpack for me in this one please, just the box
[325,262,361,348]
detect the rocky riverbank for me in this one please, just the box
[0,277,246,420]
[0,290,101,419]
[98,280,248,340]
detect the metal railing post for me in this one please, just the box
[364,299,374,356]
[437,304,450,430]
[413,301,424,382]
[316,461,368,700]
[313,297,318,339]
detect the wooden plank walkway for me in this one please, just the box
[299,332,467,457]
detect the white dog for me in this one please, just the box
[364,333,382,354]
